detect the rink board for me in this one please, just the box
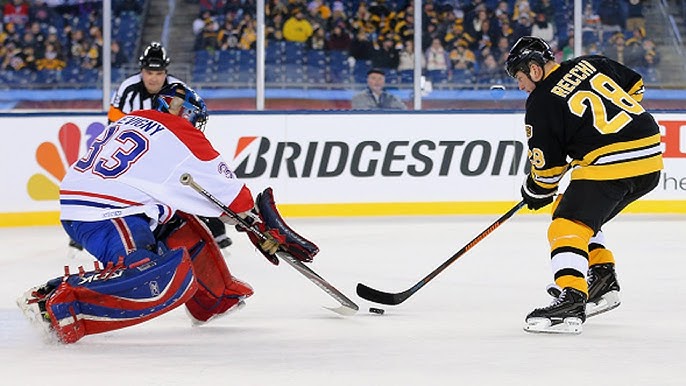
[1,112,685,226]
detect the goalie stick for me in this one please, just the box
[357,201,526,305]
[180,173,359,316]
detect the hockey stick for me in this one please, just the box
[356,201,526,305]
[179,173,359,316]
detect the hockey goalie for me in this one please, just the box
[16,83,318,343]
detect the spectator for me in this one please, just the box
[493,36,512,66]
[530,13,554,44]
[3,0,30,29]
[604,32,626,64]
[197,14,221,52]
[305,0,328,31]
[449,38,476,71]
[265,11,284,41]
[193,10,214,36]
[559,35,575,61]
[218,12,240,48]
[624,28,646,68]
[476,53,505,84]
[533,0,556,24]
[325,23,352,51]
[351,68,407,110]
[237,18,257,50]
[110,40,128,67]
[397,39,424,72]
[30,0,59,31]
[328,1,349,30]
[350,30,374,61]
[1,41,25,70]
[425,37,450,71]
[283,8,314,43]
[266,0,289,19]
[626,0,646,31]
[36,42,66,70]
[371,34,401,70]
[308,26,326,50]
[512,12,533,41]
[598,0,625,37]
[20,45,37,71]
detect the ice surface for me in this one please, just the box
[1,214,684,385]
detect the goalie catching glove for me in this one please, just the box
[237,187,319,265]
[521,173,557,210]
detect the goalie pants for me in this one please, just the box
[62,215,156,264]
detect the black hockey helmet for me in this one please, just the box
[139,41,170,70]
[154,83,208,131]
[505,36,555,78]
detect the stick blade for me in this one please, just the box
[356,283,408,305]
[323,305,359,316]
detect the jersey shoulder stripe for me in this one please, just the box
[131,110,219,162]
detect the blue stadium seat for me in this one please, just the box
[384,69,399,85]
[399,69,414,84]
[283,43,305,64]
[352,60,372,83]
[426,69,449,84]
[283,64,305,83]
[266,43,283,64]
[305,50,327,67]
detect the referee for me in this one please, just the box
[108,41,184,123]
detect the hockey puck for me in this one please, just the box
[369,307,385,315]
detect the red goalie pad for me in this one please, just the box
[45,248,197,343]
[163,212,253,324]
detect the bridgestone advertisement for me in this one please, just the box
[1,112,684,225]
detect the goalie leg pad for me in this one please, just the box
[252,187,319,263]
[162,212,253,324]
[45,248,197,343]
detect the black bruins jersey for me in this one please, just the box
[524,55,663,192]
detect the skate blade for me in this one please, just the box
[523,317,583,335]
[587,291,620,318]
[16,294,59,343]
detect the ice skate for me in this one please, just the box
[524,287,587,335]
[16,284,58,342]
[586,263,621,317]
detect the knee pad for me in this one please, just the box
[162,212,253,325]
[45,248,197,343]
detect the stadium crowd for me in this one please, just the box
[0,0,660,87]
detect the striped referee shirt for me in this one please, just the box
[108,73,184,123]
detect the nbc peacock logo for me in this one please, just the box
[27,121,106,201]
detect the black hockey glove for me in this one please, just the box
[521,174,557,210]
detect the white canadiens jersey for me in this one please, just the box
[60,110,249,228]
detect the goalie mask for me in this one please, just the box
[505,36,555,79]
[139,41,170,70]
[154,83,209,131]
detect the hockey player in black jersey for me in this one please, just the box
[505,36,663,334]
